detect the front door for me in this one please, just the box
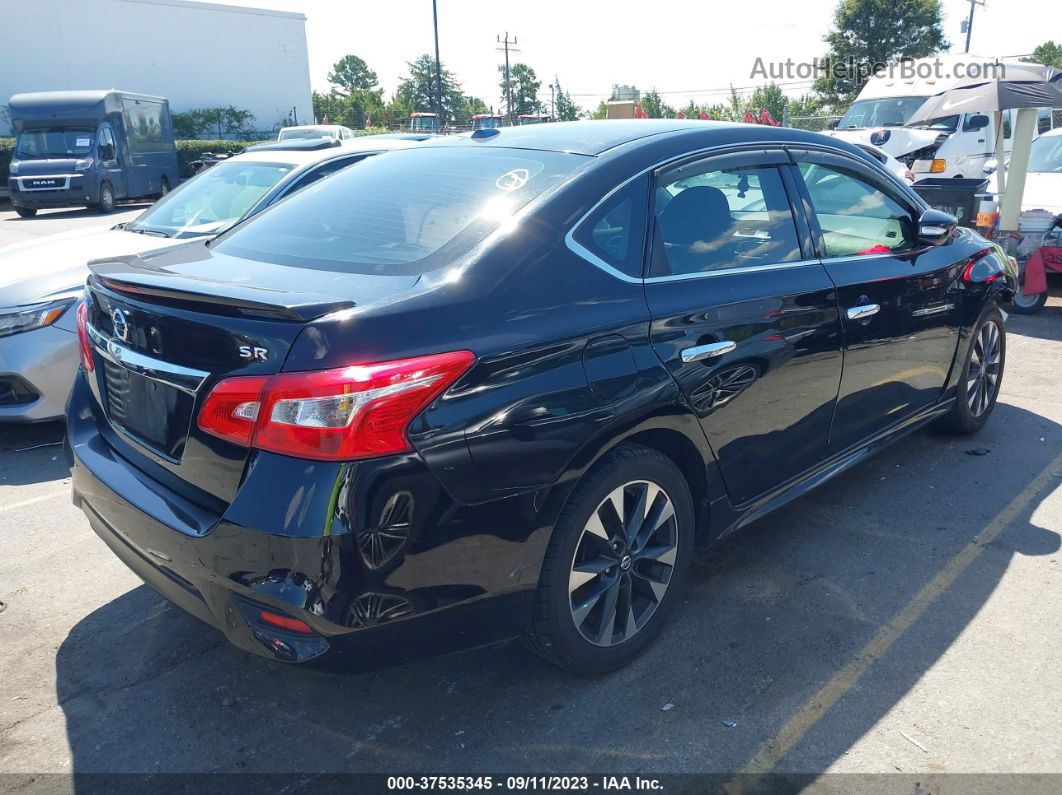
[98,124,127,198]
[789,149,964,452]
[644,149,844,506]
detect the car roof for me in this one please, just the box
[280,124,350,131]
[421,119,858,157]
[227,136,421,168]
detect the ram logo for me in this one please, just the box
[238,345,269,361]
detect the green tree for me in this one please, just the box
[591,100,609,120]
[395,54,466,123]
[328,54,379,95]
[500,63,542,117]
[748,84,787,121]
[172,106,256,138]
[553,79,581,121]
[640,89,675,119]
[1023,41,1062,69]
[813,0,949,106]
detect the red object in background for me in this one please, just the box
[676,111,687,119]
[1023,247,1059,295]
[744,110,758,124]
[634,104,648,119]
[760,108,781,126]
[700,111,712,121]
[856,244,891,255]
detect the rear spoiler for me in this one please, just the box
[89,274,354,322]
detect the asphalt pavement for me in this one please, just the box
[1,205,1060,788]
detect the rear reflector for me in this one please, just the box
[197,350,475,461]
[257,610,314,634]
[76,302,94,372]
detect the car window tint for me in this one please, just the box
[215,148,586,276]
[570,176,649,278]
[653,164,800,276]
[796,162,916,258]
[285,155,367,195]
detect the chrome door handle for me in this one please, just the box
[681,340,736,363]
[846,304,880,321]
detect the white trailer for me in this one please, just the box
[2,0,312,137]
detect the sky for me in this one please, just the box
[213,0,1056,112]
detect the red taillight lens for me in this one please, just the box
[197,350,475,461]
[257,610,313,634]
[196,375,268,446]
[962,248,1002,283]
[76,301,94,372]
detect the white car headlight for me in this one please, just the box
[0,298,76,338]
[8,160,19,175]
[73,157,95,172]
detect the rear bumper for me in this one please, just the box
[0,326,78,422]
[66,373,547,669]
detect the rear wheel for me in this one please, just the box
[937,308,1006,434]
[158,177,170,200]
[525,444,694,674]
[96,182,115,214]
[15,207,37,218]
[1010,284,1047,315]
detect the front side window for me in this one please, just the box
[214,147,586,275]
[570,176,649,278]
[15,127,95,158]
[796,162,916,258]
[653,164,801,276]
[1029,134,1062,173]
[126,160,293,238]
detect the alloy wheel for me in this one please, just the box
[568,480,679,647]
[968,320,1002,418]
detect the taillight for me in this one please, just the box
[962,249,1002,283]
[197,350,475,461]
[76,302,94,372]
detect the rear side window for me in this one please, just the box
[652,164,801,276]
[570,176,649,278]
[796,162,916,258]
[215,147,586,275]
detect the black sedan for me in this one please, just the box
[67,121,1011,674]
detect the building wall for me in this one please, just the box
[1,0,312,136]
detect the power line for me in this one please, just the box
[566,79,817,99]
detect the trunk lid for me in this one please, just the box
[83,242,421,507]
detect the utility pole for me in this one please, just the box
[496,32,519,124]
[432,0,444,122]
[963,0,985,54]
[550,81,556,119]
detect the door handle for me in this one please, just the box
[846,304,880,321]
[681,340,736,363]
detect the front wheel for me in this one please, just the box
[96,182,115,214]
[1010,284,1047,315]
[524,444,694,674]
[158,177,170,200]
[937,308,1006,435]
[15,207,37,218]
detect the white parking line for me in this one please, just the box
[0,490,68,514]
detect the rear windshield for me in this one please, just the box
[213,147,587,275]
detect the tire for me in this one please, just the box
[524,443,694,674]
[15,207,37,218]
[936,307,1006,435]
[96,182,115,214]
[1010,284,1047,315]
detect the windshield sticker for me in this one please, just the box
[76,138,91,147]
[496,168,530,192]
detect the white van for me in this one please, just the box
[832,54,1052,179]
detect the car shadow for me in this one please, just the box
[0,421,68,486]
[52,402,1059,777]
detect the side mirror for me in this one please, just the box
[982,158,998,175]
[918,209,957,245]
[827,118,840,130]
[965,114,990,132]
[100,145,114,162]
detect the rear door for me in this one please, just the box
[644,149,844,505]
[788,149,964,452]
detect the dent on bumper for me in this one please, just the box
[66,378,553,667]
[0,325,78,421]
